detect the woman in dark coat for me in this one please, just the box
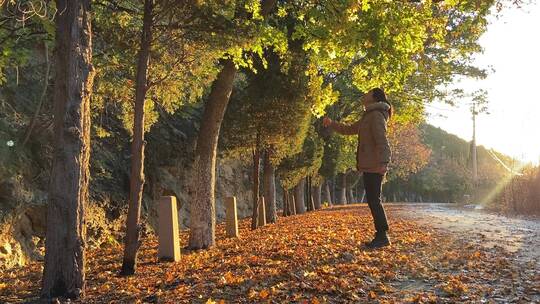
[323,88,392,248]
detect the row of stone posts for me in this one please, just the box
[157,195,243,262]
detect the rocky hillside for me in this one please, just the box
[0,104,262,270]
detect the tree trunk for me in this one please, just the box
[188,0,277,250]
[304,176,314,211]
[346,172,355,204]
[324,180,332,206]
[42,0,95,298]
[294,179,306,214]
[307,177,315,211]
[121,0,153,276]
[22,41,50,147]
[263,151,277,223]
[282,190,289,217]
[188,59,236,249]
[290,191,297,215]
[332,178,337,203]
[313,183,322,209]
[356,177,364,203]
[338,173,347,205]
[250,148,261,230]
[347,187,354,205]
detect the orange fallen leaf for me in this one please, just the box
[259,289,270,299]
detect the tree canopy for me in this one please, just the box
[0,0,527,299]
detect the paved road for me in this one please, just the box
[390,203,540,268]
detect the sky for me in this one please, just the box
[427,1,540,165]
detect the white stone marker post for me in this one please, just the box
[158,196,181,262]
[258,196,266,227]
[225,197,239,238]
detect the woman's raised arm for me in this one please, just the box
[323,117,361,135]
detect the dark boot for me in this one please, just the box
[364,231,390,249]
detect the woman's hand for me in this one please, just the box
[323,117,333,128]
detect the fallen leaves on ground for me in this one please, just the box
[1,205,538,303]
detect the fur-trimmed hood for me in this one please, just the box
[365,102,390,119]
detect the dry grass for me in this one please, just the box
[493,168,540,216]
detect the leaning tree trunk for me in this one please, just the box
[42,0,95,299]
[188,0,277,249]
[250,148,261,230]
[324,180,332,206]
[338,173,347,205]
[263,151,277,223]
[188,60,236,249]
[346,187,354,205]
[313,183,322,209]
[294,179,306,214]
[121,0,153,276]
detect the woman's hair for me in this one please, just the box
[371,87,392,119]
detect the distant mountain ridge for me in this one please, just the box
[383,124,515,203]
[421,124,516,170]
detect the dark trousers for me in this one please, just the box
[363,172,389,233]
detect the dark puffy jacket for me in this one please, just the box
[329,102,391,173]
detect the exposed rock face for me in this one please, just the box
[0,157,253,270]
[145,158,253,230]
[0,102,257,270]
[0,176,47,269]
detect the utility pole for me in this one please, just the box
[472,103,478,184]
[469,90,488,188]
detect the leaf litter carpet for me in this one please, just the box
[1,204,538,303]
